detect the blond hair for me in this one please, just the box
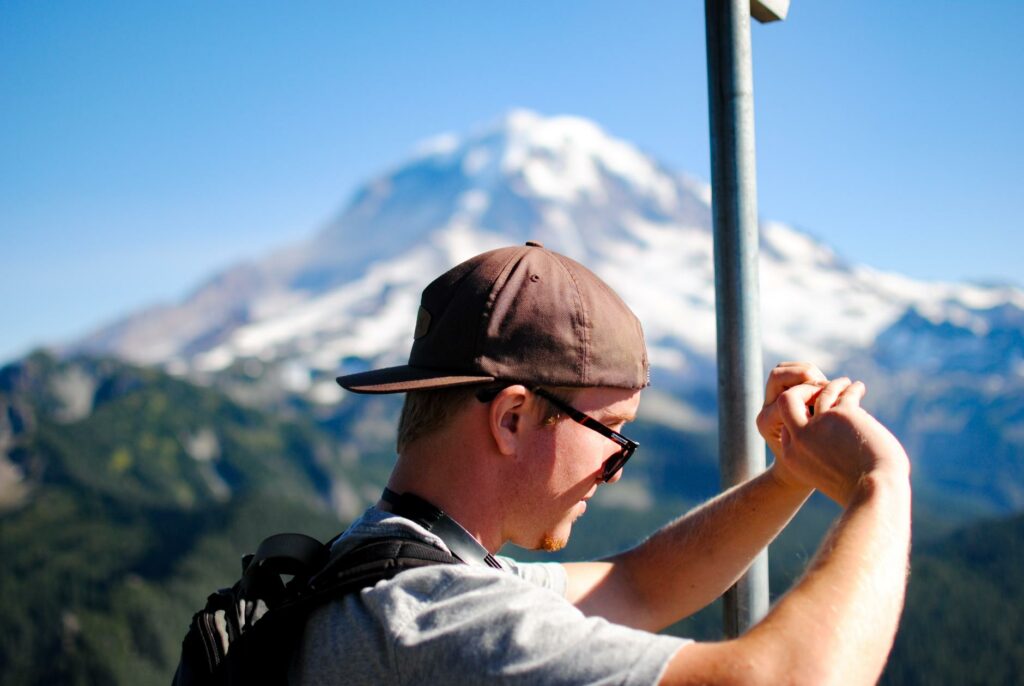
[396,385,581,454]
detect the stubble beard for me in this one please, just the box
[540,535,567,552]
[538,505,586,552]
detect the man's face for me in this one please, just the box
[512,386,641,552]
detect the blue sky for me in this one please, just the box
[2,1,1022,363]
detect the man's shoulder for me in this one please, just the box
[332,506,450,556]
[296,509,688,685]
[305,538,572,647]
[296,559,685,685]
[333,507,568,593]
[327,553,563,627]
[296,555,569,667]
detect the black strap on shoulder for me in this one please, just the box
[190,501,496,685]
[212,535,459,686]
[241,533,327,587]
[381,488,502,569]
[309,536,459,594]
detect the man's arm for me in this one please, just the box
[659,388,911,685]
[564,362,827,631]
[565,464,811,631]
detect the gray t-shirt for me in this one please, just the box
[291,507,688,685]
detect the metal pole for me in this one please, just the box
[704,0,769,637]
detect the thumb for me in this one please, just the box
[777,383,819,434]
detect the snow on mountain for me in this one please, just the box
[74,110,1024,399]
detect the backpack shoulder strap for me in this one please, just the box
[198,537,461,686]
[248,533,327,576]
[307,536,460,597]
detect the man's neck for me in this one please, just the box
[386,450,508,554]
[377,487,502,568]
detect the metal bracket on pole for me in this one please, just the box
[751,0,790,23]
[704,0,786,638]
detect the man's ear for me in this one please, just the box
[489,385,529,456]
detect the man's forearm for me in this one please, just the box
[740,468,911,684]
[659,467,912,686]
[568,466,812,631]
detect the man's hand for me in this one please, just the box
[757,362,827,490]
[774,378,910,506]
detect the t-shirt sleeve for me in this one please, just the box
[496,555,569,597]
[373,566,689,686]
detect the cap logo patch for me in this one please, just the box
[414,306,432,339]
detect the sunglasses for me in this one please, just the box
[476,385,639,482]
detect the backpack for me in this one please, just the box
[171,531,459,686]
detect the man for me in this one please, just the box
[292,242,911,685]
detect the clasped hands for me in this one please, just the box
[756,362,909,506]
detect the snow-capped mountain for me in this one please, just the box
[66,110,1024,516]
[75,109,1024,398]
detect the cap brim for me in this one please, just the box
[335,365,495,394]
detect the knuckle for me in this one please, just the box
[778,388,804,408]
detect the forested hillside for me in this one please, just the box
[0,353,356,684]
[882,512,1024,685]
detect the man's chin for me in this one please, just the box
[535,505,588,552]
[539,534,568,552]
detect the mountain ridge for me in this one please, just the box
[70,110,1024,390]
[62,110,1024,515]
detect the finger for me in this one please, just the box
[836,380,867,409]
[776,361,825,371]
[764,363,828,406]
[756,401,779,434]
[777,383,821,433]
[756,402,787,452]
[815,377,852,416]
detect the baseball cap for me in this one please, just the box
[335,241,649,394]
